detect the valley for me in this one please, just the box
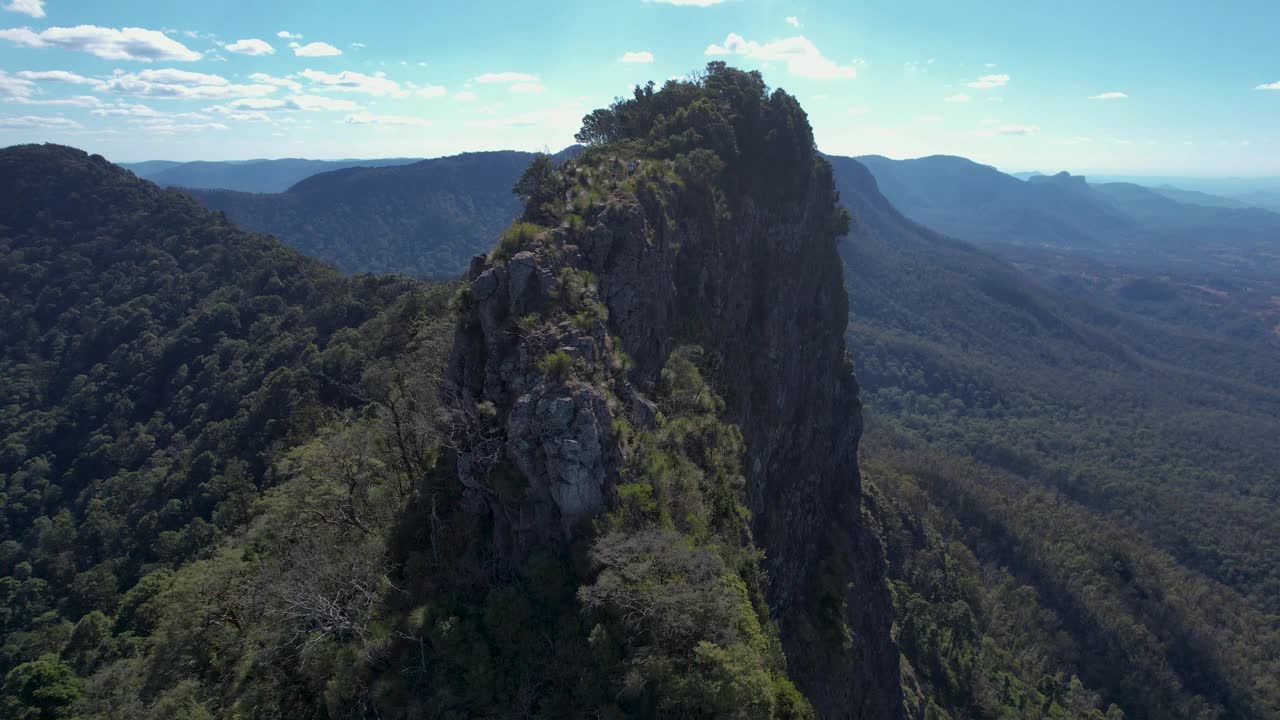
[97,114,1280,718]
[1,47,1277,720]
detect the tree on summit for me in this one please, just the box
[513,152,564,225]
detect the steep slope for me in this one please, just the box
[852,155,1137,252]
[122,157,422,193]
[379,65,903,717]
[830,155,1280,719]
[854,155,1280,277]
[0,143,456,719]
[189,151,534,277]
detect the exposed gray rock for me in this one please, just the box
[443,156,902,718]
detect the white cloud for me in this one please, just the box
[415,84,446,99]
[914,114,943,123]
[705,33,857,80]
[14,94,102,107]
[0,25,202,61]
[103,70,277,99]
[277,30,302,39]
[210,97,352,120]
[648,0,724,5]
[249,72,301,92]
[293,41,341,57]
[351,42,366,49]
[961,122,1040,138]
[509,82,545,94]
[995,123,1038,136]
[785,16,801,28]
[454,90,477,101]
[1254,81,1280,90]
[92,102,209,120]
[3,0,44,18]
[0,69,37,98]
[298,68,406,97]
[474,71,538,84]
[621,50,654,64]
[132,119,228,134]
[847,104,870,115]
[132,68,228,86]
[0,114,81,129]
[223,38,274,56]
[278,95,364,112]
[210,98,287,111]
[344,111,429,126]
[966,73,1009,89]
[465,102,587,131]
[945,93,971,103]
[1088,91,1127,100]
[15,70,106,89]
[217,110,271,121]
[984,62,997,68]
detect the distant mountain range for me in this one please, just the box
[185,147,583,278]
[120,156,423,193]
[7,139,1280,719]
[854,155,1280,277]
[189,151,534,277]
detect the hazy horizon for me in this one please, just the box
[105,147,1280,185]
[1,0,1278,173]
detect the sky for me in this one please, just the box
[0,0,1277,175]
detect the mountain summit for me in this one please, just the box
[414,62,902,717]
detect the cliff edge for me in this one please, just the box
[441,63,902,718]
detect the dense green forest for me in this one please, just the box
[863,435,1280,720]
[0,144,458,718]
[189,151,547,278]
[0,69,850,719]
[4,63,1280,720]
[831,155,1280,718]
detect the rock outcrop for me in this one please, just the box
[443,65,902,718]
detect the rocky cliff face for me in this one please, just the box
[443,67,901,718]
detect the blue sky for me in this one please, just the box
[0,0,1277,174]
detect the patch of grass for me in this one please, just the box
[492,222,546,262]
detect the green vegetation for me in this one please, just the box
[0,65,843,718]
[190,151,540,278]
[356,64,840,717]
[535,349,575,380]
[366,346,810,718]
[865,438,1280,719]
[5,54,1278,720]
[867,457,1126,720]
[832,153,1280,719]
[0,144,457,717]
[491,221,547,262]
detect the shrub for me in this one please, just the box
[536,350,574,381]
[571,301,608,331]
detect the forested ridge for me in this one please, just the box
[2,63,1279,720]
[832,155,1280,719]
[0,143,458,718]
[188,151,542,278]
